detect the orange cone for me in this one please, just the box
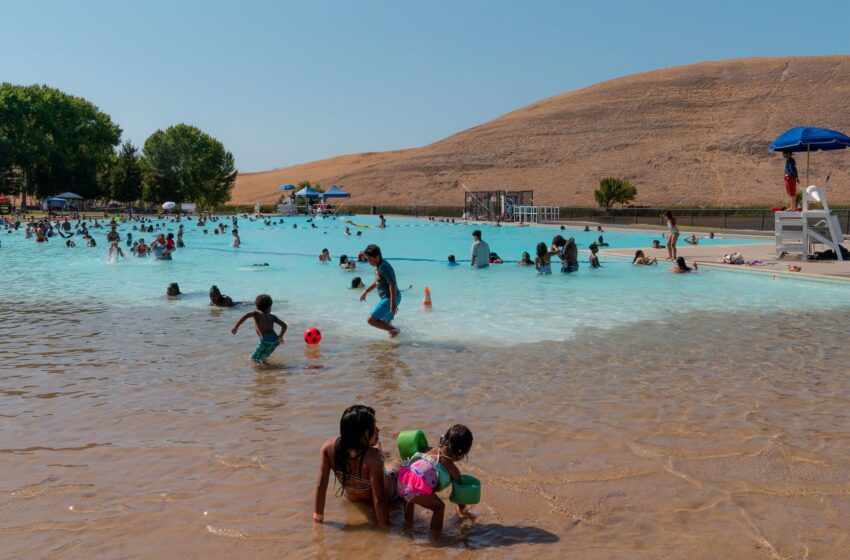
[423,286,432,307]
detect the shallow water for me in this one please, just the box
[2,297,850,559]
[0,215,809,347]
[2,216,849,559]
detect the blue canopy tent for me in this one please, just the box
[323,185,351,198]
[278,184,295,191]
[294,186,322,198]
[43,197,67,210]
[55,192,84,200]
[770,126,850,187]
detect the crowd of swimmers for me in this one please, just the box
[4,209,708,365]
[453,224,699,275]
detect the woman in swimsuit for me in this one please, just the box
[136,239,148,257]
[209,285,235,307]
[663,211,679,261]
[632,250,657,266]
[313,405,399,529]
[669,256,698,274]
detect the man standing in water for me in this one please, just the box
[783,150,799,211]
[359,244,400,337]
[470,230,490,269]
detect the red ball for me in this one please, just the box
[304,327,322,345]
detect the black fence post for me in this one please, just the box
[723,211,727,229]
[761,211,765,231]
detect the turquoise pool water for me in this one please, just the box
[1,215,839,345]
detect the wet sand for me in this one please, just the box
[2,301,850,559]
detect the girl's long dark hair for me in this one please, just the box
[663,211,676,226]
[334,405,376,491]
[536,242,547,257]
[633,250,644,264]
[676,257,691,272]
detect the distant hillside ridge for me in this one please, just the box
[232,56,850,207]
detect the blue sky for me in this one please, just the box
[2,1,848,171]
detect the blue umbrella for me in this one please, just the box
[323,185,351,198]
[770,126,850,152]
[770,126,850,186]
[279,184,295,191]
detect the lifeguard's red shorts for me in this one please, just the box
[784,175,797,197]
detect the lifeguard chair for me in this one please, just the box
[775,177,844,260]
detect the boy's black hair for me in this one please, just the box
[448,254,456,262]
[255,294,273,312]
[472,229,482,238]
[363,244,382,258]
[439,424,473,458]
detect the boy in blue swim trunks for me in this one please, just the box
[359,244,401,337]
[231,294,287,363]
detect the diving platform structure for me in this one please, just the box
[460,184,558,223]
[775,183,844,260]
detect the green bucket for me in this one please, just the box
[449,474,481,505]
[397,430,428,460]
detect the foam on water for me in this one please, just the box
[0,215,840,344]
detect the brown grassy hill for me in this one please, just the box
[232,56,850,207]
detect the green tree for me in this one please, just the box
[141,124,237,209]
[594,177,637,209]
[0,83,121,207]
[111,141,143,205]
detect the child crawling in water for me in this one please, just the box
[231,294,287,363]
[399,424,474,537]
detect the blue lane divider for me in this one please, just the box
[194,246,472,263]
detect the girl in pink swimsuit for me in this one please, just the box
[398,424,474,537]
